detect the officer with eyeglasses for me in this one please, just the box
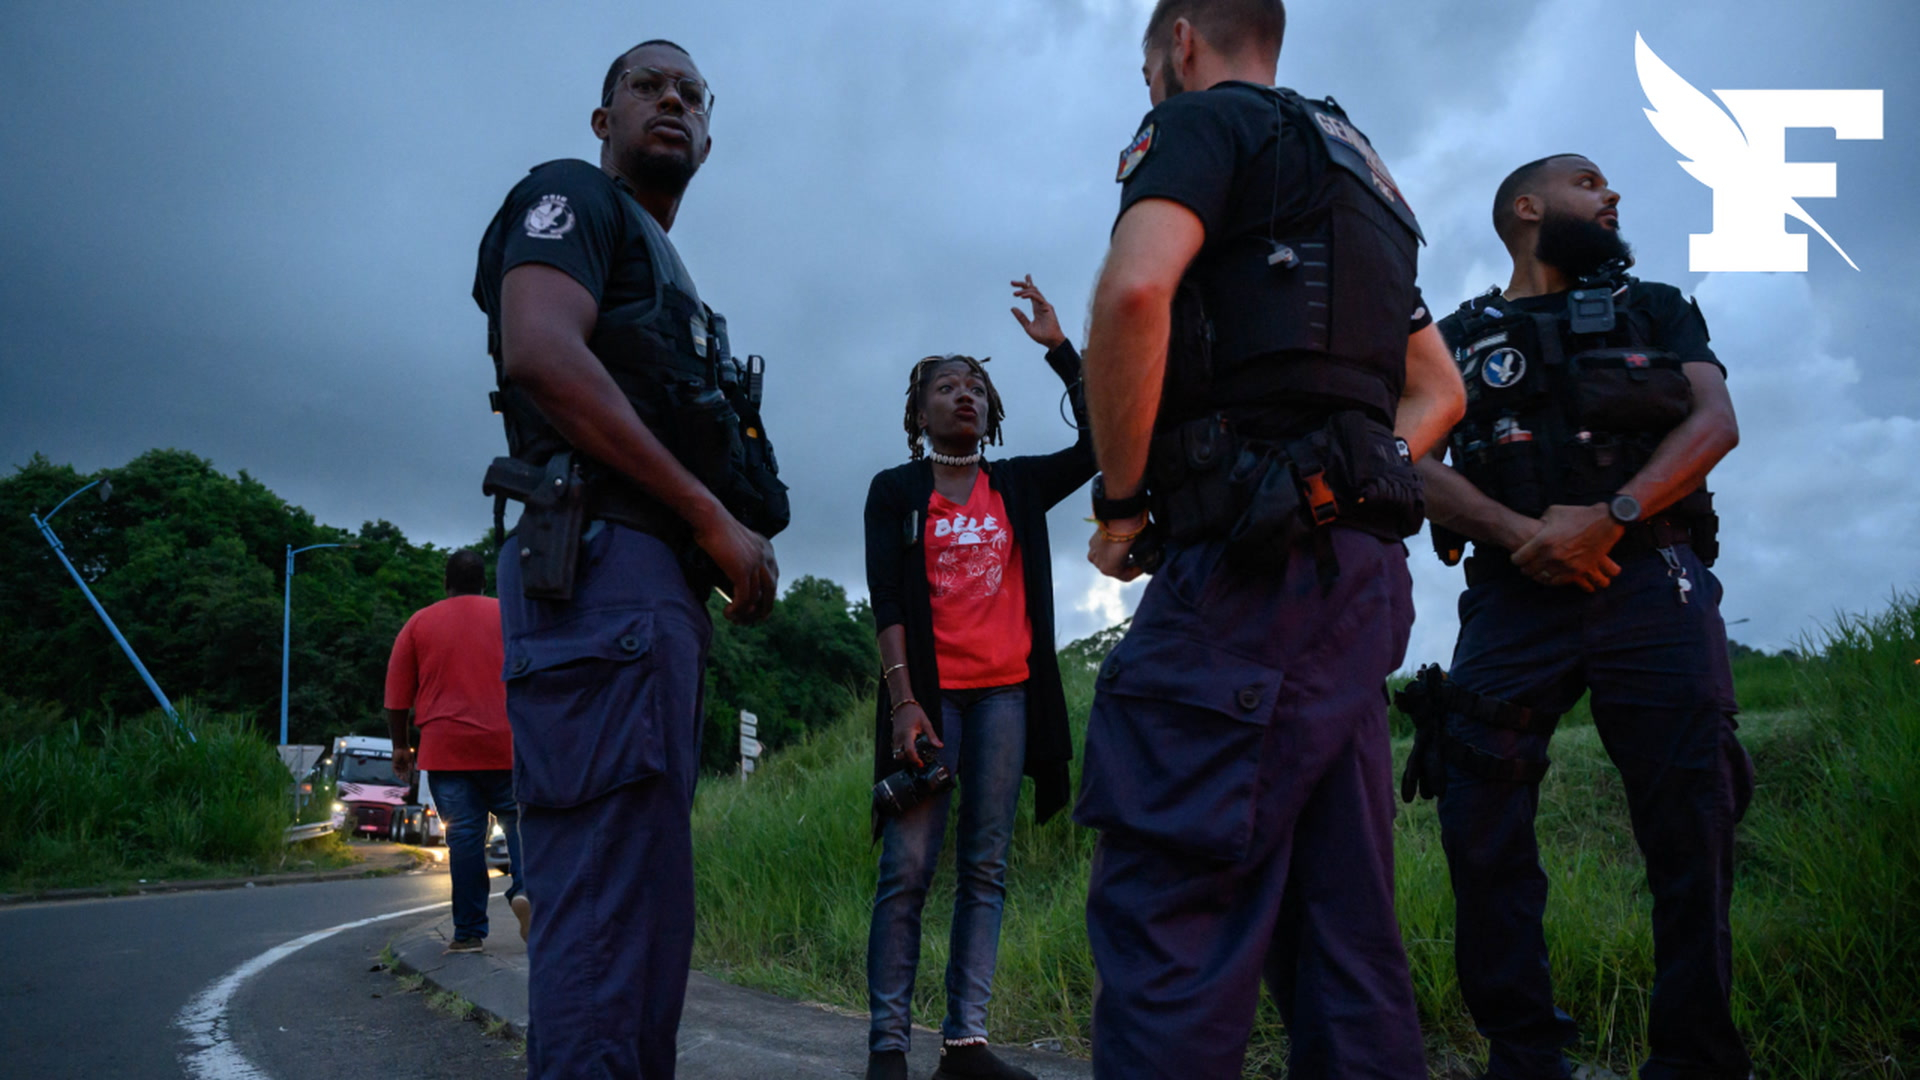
[473,37,784,1078]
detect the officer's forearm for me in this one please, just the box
[1620,365,1738,517]
[1082,285,1169,498]
[1417,458,1539,551]
[1396,325,1467,460]
[508,341,729,535]
[1621,410,1738,518]
[1083,201,1204,498]
[502,264,731,535]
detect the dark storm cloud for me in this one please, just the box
[2,0,1914,660]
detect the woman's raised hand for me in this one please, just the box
[1010,275,1067,350]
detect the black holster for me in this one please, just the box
[483,452,587,601]
[1394,665,1450,803]
[1395,664,1558,800]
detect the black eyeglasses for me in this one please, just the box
[604,66,714,116]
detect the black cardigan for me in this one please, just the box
[864,341,1095,827]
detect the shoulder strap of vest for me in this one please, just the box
[605,175,701,310]
[1450,288,1508,339]
[1269,86,1424,244]
[600,175,726,361]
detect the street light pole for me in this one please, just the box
[280,542,347,748]
[30,478,195,742]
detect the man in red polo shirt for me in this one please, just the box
[385,549,525,951]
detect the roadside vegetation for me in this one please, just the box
[690,594,1919,1078]
[0,701,354,894]
[2,450,875,892]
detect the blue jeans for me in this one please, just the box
[867,685,1028,1052]
[427,768,522,940]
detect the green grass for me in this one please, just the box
[692,596,1920,1078]
[0,703,334,893]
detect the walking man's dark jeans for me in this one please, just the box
[429,768,523,941]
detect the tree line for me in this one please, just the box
[0,450,876,766]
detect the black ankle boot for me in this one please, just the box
[931,1042,1037,1080]
[866,1049,908,1080]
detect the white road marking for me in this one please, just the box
[174,890,504,1080]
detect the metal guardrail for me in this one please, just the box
[283,821,336,844]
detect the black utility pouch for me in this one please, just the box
[667,383,742,495]
[1486,439,1547,519]
[484,452,587,602]
[1152,415,1237,545]
[1225,444,1306,571]
[1569,348,1692,430]
[1326,411,1425,538]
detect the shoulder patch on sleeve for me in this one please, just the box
[523,194,576,240]
[1116,124,1155,182]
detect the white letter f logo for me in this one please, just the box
[1636,33,1882,272]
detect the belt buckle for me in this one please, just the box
[1298,465,1339,526]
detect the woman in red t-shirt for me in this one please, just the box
[861,278,1095,1080]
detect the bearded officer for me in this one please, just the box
[1072,1,1466,1076]
[472,38,786,1078]
[1404,153,1751,1080]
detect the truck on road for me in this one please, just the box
[324,734,445,845]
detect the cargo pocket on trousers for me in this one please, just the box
[1073,633,1283,862]
[504,609,661,808]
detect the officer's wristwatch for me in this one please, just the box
[1091,474,1150,523]
[1607,492,1642,525]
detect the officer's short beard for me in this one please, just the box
[627,149,699,198]
[1535,209,1633,280]
[1158,53,1186,98]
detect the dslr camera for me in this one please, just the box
[872,735,954,818]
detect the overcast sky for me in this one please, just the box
[2,0,1913,668]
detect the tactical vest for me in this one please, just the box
[1439,274,1715,565]
[489,175,789,544]
[1159,86,1424,434]
[1147,87,1428,569]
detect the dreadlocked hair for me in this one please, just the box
[903,354,1005,461]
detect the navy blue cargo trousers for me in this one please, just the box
[498,522,712,1080]
[1438,544,1753,1080]
[1075,530,1427,1080]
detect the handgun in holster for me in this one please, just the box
[483,451,588,602]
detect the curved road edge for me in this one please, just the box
[0,843,429,906]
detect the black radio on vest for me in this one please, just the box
[1147,87,1427,580]
[1433,264,1717,572]
[484,172,789,601]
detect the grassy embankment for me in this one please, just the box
[0,702,353,894]
[690,596,1919,1078]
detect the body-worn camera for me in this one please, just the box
[872,736,954,818]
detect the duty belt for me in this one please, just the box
[585,478,690,545]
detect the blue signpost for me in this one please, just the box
[280,542,348,748]
[30,478,195,742]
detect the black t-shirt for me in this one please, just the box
[472,159,657,335]
[1114,82,1430,336]
[1435,281,1723,376]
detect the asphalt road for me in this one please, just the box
[0,866,524,1080]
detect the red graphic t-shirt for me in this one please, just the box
[925,475,1032,689]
